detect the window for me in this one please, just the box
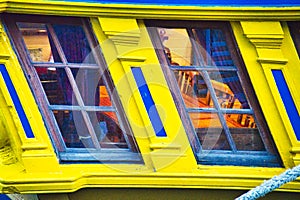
[146,21,281,167]
[4,14,140,162]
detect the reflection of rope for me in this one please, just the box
[236,165,300,200]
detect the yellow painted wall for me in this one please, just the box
[0,0,300,196]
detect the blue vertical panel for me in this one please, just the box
[131,67,167,137]
[205,29,211,65]
[272,70,300,140]
[0,64,35,138]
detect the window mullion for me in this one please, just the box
[189,27,238,152]
[33,63,99,69]
[46,24,68,64]
[64,67,101,149]
[201,70,237,152]
[48,23,101,149]
[187,29,206,66]
[81,20,136,151]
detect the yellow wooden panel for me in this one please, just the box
[0,20,59,175]
[232,21,294,168]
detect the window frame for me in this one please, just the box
[146,20,281,167]
[3,14,141,163]
[288,22,300,58]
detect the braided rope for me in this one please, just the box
[235,164,300,200]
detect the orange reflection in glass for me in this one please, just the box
[208,71,250,109]
[189,112,220,129]
[99,85,118,124]
[176,71,213,108]
[191,113,230,150]
[17,23,53,63]
[158,28,195,66]
[99,85,112,106]
[224,114,264,151]
[225,114,256,128]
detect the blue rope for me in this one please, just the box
[235,164,300,200]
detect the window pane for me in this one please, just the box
[38,68,77,105]
[158,28,196,66]
[208,71,249,109]
[88,111,128,149]
[191,113,230,150]
[72,68,112,106]
[53,110,128,149]
[225,114,265,151]
[99,85,112,106]
[192,28,234,67]
[226,113,256,128]
[17,23,54,62]
[53,24,96,64]
[176,71,213,108]
[53,110,89,148]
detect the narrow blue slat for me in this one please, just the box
[212,51,230,57]
[0,64,34,138]
[131,67,167,137]
[214,60,234,66]
[272,70,300,140]
[212,41,227,47]
[214,75,239,83]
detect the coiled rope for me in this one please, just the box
[235,164,300,200]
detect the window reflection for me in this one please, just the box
[159,28,195,66]
[156,26,266,153]
[208,71,249,109]
[17,23,52,62]
[17,22,132,150]
[38,68,76,105]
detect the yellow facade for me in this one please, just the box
[0,0,300,198]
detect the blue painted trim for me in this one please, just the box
[272,70,300,140]
[54,0,300,7]
[0,64,35,138]
[0,194,11,200]
[131,67,167,137]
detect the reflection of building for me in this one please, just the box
[1,0,300,199]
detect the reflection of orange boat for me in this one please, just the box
[99,85,118,123]
[1,0,300,199]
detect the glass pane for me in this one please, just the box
[175,71,212,108]
[208,71,250,109]
[53,24,96,64]
[225,114,265,151]
[72,68,112,106]
[53,110,93,148]
[88,111,128,149]
[190,113,230,150]
[38,68,77,105]
[226,113,257,128]
[193,28,234,67]
[53,110,128,149]
[157,28,196,66]
[99,85,113,106]
[17,22,56,62]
